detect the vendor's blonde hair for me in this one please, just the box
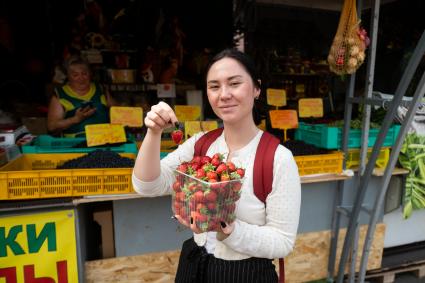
[63,55,91,74]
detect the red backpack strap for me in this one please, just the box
[279,258,285,283]
[254,132,284,282]
[194,128,224,157]
[253,131,280,203]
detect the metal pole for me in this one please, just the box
[337,29,425,283]
[327,75,356,282]
[358,70,425,283]
[348,222,360,283]
[359,0,380,175]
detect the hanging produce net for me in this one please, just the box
[327,0,370,75]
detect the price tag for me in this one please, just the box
[298,98,324,118]
[85,124,126,147]
[184,121,201,139]
[269,110,298,130]
[110,106,143,127]
[184,120,219,139]
[175,105,201,121]
[157,83,176,98]
[201,121,218,132]
[109,124,127,144]
[266,88,286,107]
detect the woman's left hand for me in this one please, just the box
[174,215,203,234]
[174,215,235,235]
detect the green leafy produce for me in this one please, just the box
[328,119,381,129]
[398,133,425,218]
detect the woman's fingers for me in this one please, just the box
[145,102,179,131]
[174,215,203,234]
[220,221,235,235]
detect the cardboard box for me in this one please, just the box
[0,125,29,146]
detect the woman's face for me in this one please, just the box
[206,57,259,125]
[67,64,91,91]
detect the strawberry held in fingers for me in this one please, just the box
[171,122,183,144]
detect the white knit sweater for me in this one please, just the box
[132,130,301,260]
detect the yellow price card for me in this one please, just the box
[201,121,218,132]
[184,121,202,139]
[184,121,219,139]
[266,88,286,107]
[86,123,126,147]
[298,98,324,118]
[175,105,201,121]
[269,110,298,130]
[109,124,127,144]
[110,106,143,127]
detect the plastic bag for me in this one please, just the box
[328,0,369,75]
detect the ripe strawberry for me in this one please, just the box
[196,203,208,213]
[193,211,208,223]
[172,180,182,192]
[175,191,185,202]
[208,178,220,189]
[176,163,188,173]
[206,171,218,180]
[188,183,200,193]
[226,161,236,172]
[200,156,212,165]
[211,157,220,167]
[212,153,224,161]
[231,182,242,193]
[190,162,201,171]
[173,200,183,212]
[193,191,205,203]
[236,168,245,178]
[220,172,230,182]
[204,190,217,202]
[191,156,202,164]
[171,127,183,144]
[207,202,217,211]
[196,168,206,179]
[216,163,227,175]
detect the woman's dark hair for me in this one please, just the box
[205,48,262,125]
[205,49,261,88]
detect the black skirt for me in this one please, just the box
[175,237,278,283]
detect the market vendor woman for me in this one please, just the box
[133,49,301,282]
[47,55,110,137]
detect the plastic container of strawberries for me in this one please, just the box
[172,170,243,232]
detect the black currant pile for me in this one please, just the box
[57,150,134,169]
[282,140,329,156]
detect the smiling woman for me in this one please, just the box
[132,49,301,283]
[47,55,111,137]
[205,50,261,129]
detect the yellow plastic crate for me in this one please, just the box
[345,147,390,169]
[0,153,135,200]
[295,152,344,176]
[161,139,177,152]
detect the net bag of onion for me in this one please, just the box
[327,0,370,75]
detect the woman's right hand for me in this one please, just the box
[144,101,178,134]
